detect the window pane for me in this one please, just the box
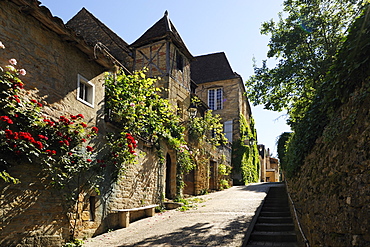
[224,120,233,143]
[77,75,95,108]
[216,88,222,110]
[208,89,215,110]
[79,83,85,100]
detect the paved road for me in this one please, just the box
[83,183,276,247]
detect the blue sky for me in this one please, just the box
[40,0,291,156]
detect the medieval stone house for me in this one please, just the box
[258,144,280,182]
[67,9,235,196]
[0,1,253,246]
[191,52,253,184]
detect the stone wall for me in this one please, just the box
[195,77,247,141]
[0,2,163,245]
[0,162,69,247]
[287,84,370,246]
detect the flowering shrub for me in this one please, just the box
[0,41,100,186]
[105,69,193,196]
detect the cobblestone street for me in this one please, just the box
[83,183,276,247]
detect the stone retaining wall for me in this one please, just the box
[287,85,370,246]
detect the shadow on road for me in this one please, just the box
[118,215,249,246]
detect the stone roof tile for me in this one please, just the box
[191,52,238,84]
[67,8,131,64]
[131,11,193,60]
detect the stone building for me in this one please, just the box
[258,144,280,182]
[0,1,114,246]
[191,52,253,183]
[0,1,251,246]
[0,1,161,246]
[68,9,233,196]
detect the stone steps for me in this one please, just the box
[243,184,299,247]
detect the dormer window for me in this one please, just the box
[77,74,94,108]
[176,51,184,71]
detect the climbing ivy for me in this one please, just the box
[105,69,193,198]
[232,114,259,184]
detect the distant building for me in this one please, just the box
[258,144,280,182]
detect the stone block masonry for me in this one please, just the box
[287,83,370,246]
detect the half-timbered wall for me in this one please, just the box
[133,41,191,109]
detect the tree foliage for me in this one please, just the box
[276,4,370,177]
[246,0,364,126]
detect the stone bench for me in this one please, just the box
[113,204,159,228]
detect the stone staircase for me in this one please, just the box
[244,184,300,247]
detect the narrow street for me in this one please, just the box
[83,183,276,247]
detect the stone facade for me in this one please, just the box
[258,145,280,182]
[0,1,111,246]
[0,2,244,246]
[0,1,161,246]
[191,52,253,183]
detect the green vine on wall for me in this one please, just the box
[232,114,259,184]
[105,69,193,198]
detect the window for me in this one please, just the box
[77,74,94,107]
[224,120,233,143]
[208,88,223,110]
[176,51,184,71]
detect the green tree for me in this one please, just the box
[246,0,364,126]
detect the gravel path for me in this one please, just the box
[83,183,275,247]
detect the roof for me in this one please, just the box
[8,0,113,69]
[67,8,131,64]
[130,11,193,60]
[190,52,238,84]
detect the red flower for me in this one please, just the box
[63,140,70,146]
[33,141,43,150]
[46,150,56,156]
[30,99,37,104]
[12,82,24,89]
[19,132,34,142]
[37,102,43,107]
[9,95,20,103]
[81,138,86,142]
[70,115,78,120]
[77,114,84,119]
[91,127,99,133]
[43,118,55,126]
[86,146,93,152]
[38,135,48,140]
[0,116,13,124]
[5,129,13,139]
[80,122,87,128]
[87,159,92,162]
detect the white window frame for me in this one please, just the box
[208,88,223,110]
[77,74,95,108]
